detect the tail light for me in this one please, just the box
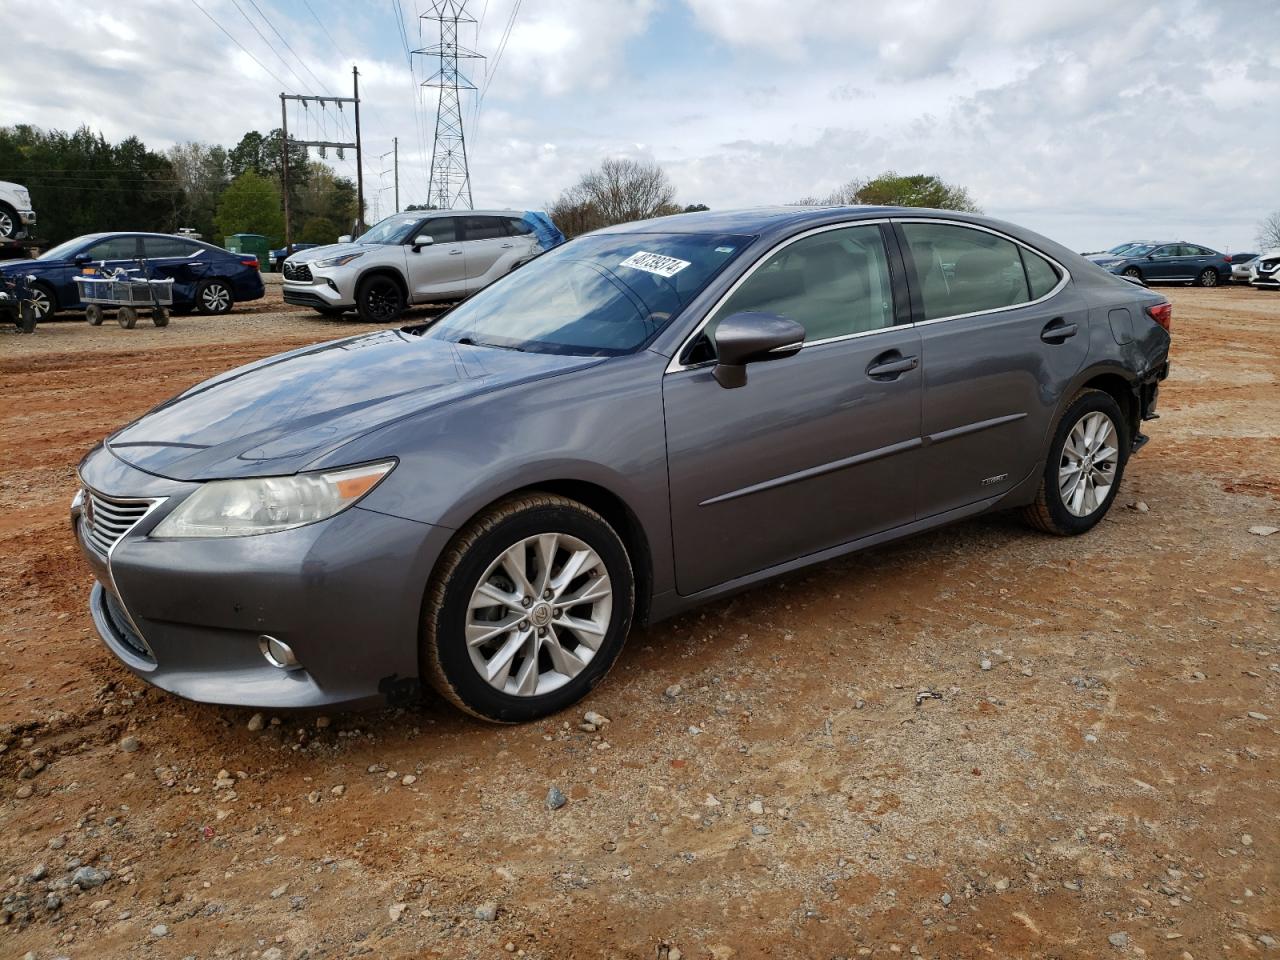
[240,256,259,269]
[1146,301,1172,333]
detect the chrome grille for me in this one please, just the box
[283,261,312,282]
[82,489,154,556]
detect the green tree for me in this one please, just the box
[299,215,339,244]
[683,203,711,213]
[823,172,981,212]
[214,171,284,245]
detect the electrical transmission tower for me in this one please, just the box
[416,1,483,210]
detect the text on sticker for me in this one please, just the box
[619,251,691,278]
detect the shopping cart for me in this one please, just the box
[74,266,173,329]
[0,271,39,333]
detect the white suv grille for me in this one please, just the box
[81,490,155,556]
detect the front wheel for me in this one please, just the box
[356,275,405,323]
[1023,389,1128,536]
[1123,267,1142,280]
[0,205,16,241]
[422,493,635,723]
[195,279,233,315]
[1197,268,1218,288]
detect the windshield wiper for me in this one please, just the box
[457,336,524,352]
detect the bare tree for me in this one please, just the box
[1258,211,1280,251]
[550,158,680,237]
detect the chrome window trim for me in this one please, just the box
[892,217,1071,327]
[665,218,896,373]
[665,216,1073,372]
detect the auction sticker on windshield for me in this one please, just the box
[620,251,691,278]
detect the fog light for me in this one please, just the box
[259,634,301,670]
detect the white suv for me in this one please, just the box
[0,181,36,241]
[281,209,547,321]
[1250,250,1280,290]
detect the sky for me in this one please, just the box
[1,0,1278,253]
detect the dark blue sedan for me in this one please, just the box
[0,232,265,322]
[1090,242,1233,287]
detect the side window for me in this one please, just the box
[1021,247,1061,300]
[84,236,140,261]
[461,216,507,241]
[414,218,458,244]
[505,217,533,236]
[901,223,1030,321]
[706,224,896,344]
[1152,245,1177,258]
[143,237,201,258]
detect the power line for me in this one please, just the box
[247,0,333,95]
[473,0,519,141]
[304,0,345,61]
[229,0,311,90]
[189,0,290,89]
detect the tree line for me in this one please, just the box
[0,124,358,247]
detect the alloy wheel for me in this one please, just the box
[465,532,613,697]
[28,287,51,319]
[1058,411,1119,517]
[0,211,14,239]
[1199,269,1217,287]
[202,283,230,312]
[366,283,401,321]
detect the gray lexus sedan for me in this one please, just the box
[72,207,1171,722]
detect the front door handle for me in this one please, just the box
[449,249,463,256]
[866,351,919,381]
[1040,317,1078,343]
[500,243,513,248]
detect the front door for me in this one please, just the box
[66,235,145,307]
[405,216,466,301]
[1144,244,1182,281]
[663,222,921,596]
[896,220,1091,517]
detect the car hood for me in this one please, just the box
[106,330,604,481]
[286,242,368,264]
[0,258,44,274]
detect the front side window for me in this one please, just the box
[414,218,459,244]
[426,232,749,356]
[84,236,141,261]
[902,223,1034,321]
[1152,245,1178,259]
[704,224,895,345]
[461,216,507,241]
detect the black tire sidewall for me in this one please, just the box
[431,504,634,722]
[196,280,232,315]
[1042,392,1129,535]
[1198,269,1217,287]
[357,276,404,322]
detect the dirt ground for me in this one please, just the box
[1,284,1277,960]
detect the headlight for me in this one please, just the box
[314,252,364,268]
[151,461,394,539]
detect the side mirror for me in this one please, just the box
[337,235,352,244]
[1146,254,1156,260]
[73,253,91,264]
[711,311,805,389]
[411,235,434,252]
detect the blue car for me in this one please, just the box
[0,232,265,322]
[1090,241,1233,287]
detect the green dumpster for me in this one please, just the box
[225,233,269,269]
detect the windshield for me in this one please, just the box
[1117,244,1154,257]
[39,237,95,261]
[357,216,419,245]
[1106,243,1139,255]
[424,232,751,356]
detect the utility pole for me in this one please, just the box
[393,137,399,213]
[353,65,366,233]
[416,1,483,210]
[280,94,292,256]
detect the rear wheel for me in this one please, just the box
[422,493,635,723]
[1197,268,1218,288]
[117,306,138,329]
[84,304,105,326]
[17,303,36,333]
[1023,389,1128,536]
[195,279,233,315]
[152,306,169,327]
[356,275,405,323]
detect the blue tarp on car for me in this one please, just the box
[521,211,566,251]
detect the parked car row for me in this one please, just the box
[1085,240,1278,289]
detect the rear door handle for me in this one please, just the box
[866,351,918,380]
[1040,317,1078,343]
[500,243,513,248]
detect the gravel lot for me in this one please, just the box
[1,285,1277,959]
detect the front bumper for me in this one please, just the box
[73,445,452,710]
[282,268,355,309]
[1252,272,1280,288]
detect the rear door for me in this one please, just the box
[142,236,210,307]
[461,216,517,293]
[404,216,466,301]
[663,221,922,595]
[897,219,1090,518]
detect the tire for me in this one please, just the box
[1196,268,1218,288]
[422,493,635,723]
[18,303,36,333]
[356,275,405,323]
[195,279,233,315]
[1023,389,1129,536]
[1122,267,1142,280]
[85,304,105,326]
[0,205,16,241]
[117,306,138,329]
[152,307,169,327]
[27,283,56,322]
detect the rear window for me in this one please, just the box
[144,237,202,258]
[1021,248,1061,300]
[902,223,1032,321]
[505,217,533,236]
